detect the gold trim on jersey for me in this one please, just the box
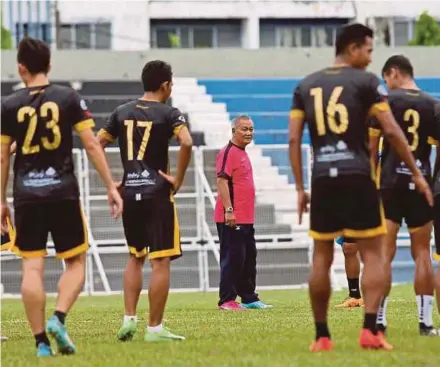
[368,102,390,117]
[428,136,438,146]
[433,252,440,262]
[369,128,381,137]
[148,201,181,260]
[56,207,89,259]
[128,246,147,258]
[1,135,12,144]
[173,124,185,138]
[74,118,95,133]
[19,249,48,258]
[290,109,305,120]
[97,129,116,143]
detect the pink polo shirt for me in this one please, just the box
[214,141,256,224]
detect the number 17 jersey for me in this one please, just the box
[291,66,389,182]
[98,100,187,200]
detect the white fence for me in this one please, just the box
[1,145,315,296]
[2,144,429,297]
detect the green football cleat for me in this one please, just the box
[144,327,185,342]
[117,319,137,342]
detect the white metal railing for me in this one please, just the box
[2,144,426,297]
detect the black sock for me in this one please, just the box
[35,332,50,347]
[377,323,387,333]
[54,310,66,325]
[315,322,331,341]
[363,313,378,335]
[347,278,361,299]
[420,322,432,330]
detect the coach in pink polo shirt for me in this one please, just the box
[214,115,273,311]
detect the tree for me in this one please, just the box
[409,11,440,46]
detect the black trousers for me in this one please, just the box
[216,223,259,306]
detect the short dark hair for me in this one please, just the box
[141,60,172,92]
[382,55,414,78]
[335,23,374,56]
[17,37,50,75]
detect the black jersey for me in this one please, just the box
[98,100,187,201]
[370,89,440,190]
[1,84,94,207]
[291,66,389,182]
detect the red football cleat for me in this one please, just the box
[309,337,333,352]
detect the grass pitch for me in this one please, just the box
[1,285,440,367]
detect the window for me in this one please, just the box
[58,23,112,50]
[260,25,276,47]
[75,24,92,49]
[315,27,334,47]
[95,23,112,49]
[217,25,241,48]
[156,28,176,48]
[279,27,299,47]
[193,28,213,48]
[394,21,410,46]
[301,27,312,47]
[59,24,73,49]
[15,23,51,46]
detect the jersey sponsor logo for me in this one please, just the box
[178,115,186,123]
[125,170,155,187]
[80,99,88,111]
[23,167,61,187]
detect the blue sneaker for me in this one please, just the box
[37,343,54,357]
[241,301,273,309]
[46,316,76,355]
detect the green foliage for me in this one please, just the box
[409,11,440,46]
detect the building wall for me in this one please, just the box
[2,47,440,80]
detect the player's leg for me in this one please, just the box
[239,225,272,309]
[340,175,391,349]
[118,200,147,341]
[375,189,401,334]
[47,200,89,355]
[217,223,245,310]
[309,238,334,350]
[144,199,184,342]
[335,239,363,308]
[375,219,399,334]
[15,204,53,357]
[407,192,436,336]
[434,195,440,321]
[307,177,337,352]
[357,235,392,350]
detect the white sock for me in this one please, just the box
[416,295,434,328]
[376,297,388,326]
[123,315,137,324]
[147,323,163,333]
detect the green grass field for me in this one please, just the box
[2,285,440,367]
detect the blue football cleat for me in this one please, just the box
[241,301,274,309]
[37,342,54,357]
[46,316,76,355]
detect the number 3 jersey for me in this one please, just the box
[291,66,389,182]
[1,84,94,206]
[98,100,186,201]
[370,90,440,189]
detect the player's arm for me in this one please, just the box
[0,102,13,233]
[0,139,11,204]
[9,141,16,156]
[288,84,309,224]
[432,103,440,178]
[216,149,236,226]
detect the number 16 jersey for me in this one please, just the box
[98,100,187,201]
[291,66,389,182]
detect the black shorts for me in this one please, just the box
[434,195,440,261]
[381,188,432,231]
[14,199,88,259]
[1,216,17,253]
[122,198,181,260]
[310,175,386,240]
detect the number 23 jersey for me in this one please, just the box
[98,100,187,201]
[1,84,94,206]
[291,66,389,182]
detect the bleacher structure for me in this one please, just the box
[1,77,439,296]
